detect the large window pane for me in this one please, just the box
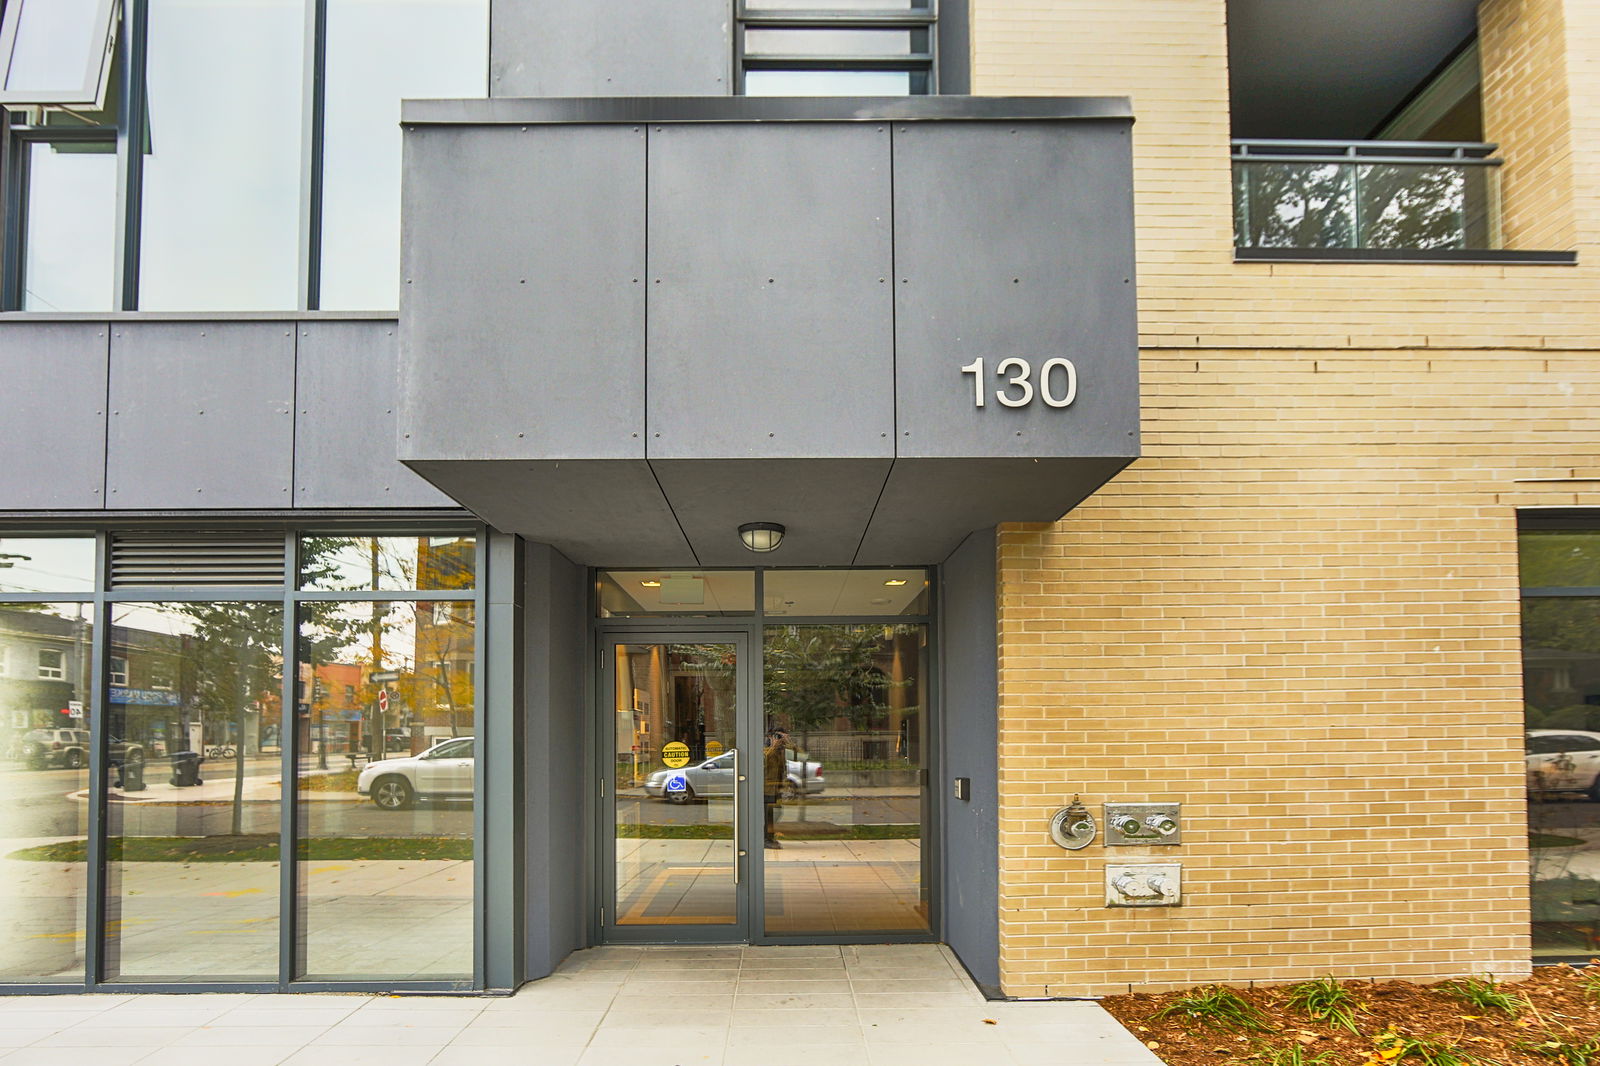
[296,600,475,980]
[299,534,476,593]
[104,602,283,982]
[0,537,95,593]
[743,69,918,96]
[1524,593,1600,957]
[3,0,103,95]
[22,142,116,312]
[762,623,928,935]
[319,0,487,310]
[0,603,93,981]
[138,0,304,310]
[598,571,755,617]
[764,569,929,617]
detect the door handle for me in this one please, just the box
[732,747,741,885]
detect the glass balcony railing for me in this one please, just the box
[1232,140,1502,252]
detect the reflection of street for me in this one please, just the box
[1530,797,1600,956]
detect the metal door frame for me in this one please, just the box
[596,629,755,943]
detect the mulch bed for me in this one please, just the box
[1100,966,1600,1064]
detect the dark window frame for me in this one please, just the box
[735,1,941,96]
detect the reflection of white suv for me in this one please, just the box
[1527,730,1600,800]
[357,736,475,809]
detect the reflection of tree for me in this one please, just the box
[763,625,917,745]
[168,602,281,836]
[1235,161,1478,250]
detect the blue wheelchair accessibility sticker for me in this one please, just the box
[665,773,688,793]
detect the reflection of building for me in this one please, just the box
[0,607,90,747]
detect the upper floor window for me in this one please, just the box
[0,0,119,109]
[1226,1,1502,255]
[738,1,936,96]
[109,655,128,686]
[3,0,488,313]
[37,648,64,680]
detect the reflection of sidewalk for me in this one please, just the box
[75,777,363,805]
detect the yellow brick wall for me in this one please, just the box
[972,0,1600,996]
[1482,0,1576,251]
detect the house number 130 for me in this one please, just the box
[960,357,1078,409]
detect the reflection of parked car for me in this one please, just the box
[357,736,475,809]
[643,750,824,804]
[19,729,144,770]
[1527,730,1600,799]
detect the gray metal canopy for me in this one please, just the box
[397,97,1140,566]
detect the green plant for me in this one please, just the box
[1442,974,1529,1015]
[1578,966,1600,1001]
[1285,976,1362,1033]
[1150,985,1275,1034]
[1371,1029,1481,1066]
[1524,1035,1600,1066]
[1249,1042,1335,1066]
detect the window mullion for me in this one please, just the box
[298,0,327,311]
[114,0,146,310]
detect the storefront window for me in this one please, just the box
[104,601,284,982]
[1522,531,1600,958]
[0,602,93,982]
[295,598,476,980]
[0,527,481,988]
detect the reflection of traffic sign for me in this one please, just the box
[705,740,724,758]
[665,774,688,793]
[661,741,690,768]
[369,671,400,683]
[377,690,389,713]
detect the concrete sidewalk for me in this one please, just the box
[0,944,1161,1066]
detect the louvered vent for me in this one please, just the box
[110,533,286,589]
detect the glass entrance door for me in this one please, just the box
[602,635,750,939]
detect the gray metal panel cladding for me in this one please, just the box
[294,320,452,508]
[399,124,646,463]
[645,122,894,460]
[0,322,108,508]
[105,322,295,508]
[891,120,1140,459]
[491,0,731,97]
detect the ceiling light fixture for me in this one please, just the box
[884,578,908,587]
[639,580,661,588]
[738,522,785,553]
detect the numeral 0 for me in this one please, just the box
[960,357,1077,409]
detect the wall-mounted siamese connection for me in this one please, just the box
[1049,794,1097,850]
[1105,863,1181,906]
[1103,802,1182,846]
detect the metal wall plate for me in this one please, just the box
[1105,863,1181,907]
[1103,802,1181,845]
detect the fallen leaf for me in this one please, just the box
[982,1019,997,1026]
[1458,1015,1482,1020]
[1146,1041,1160,1050]
[1297,1035,1318,1045]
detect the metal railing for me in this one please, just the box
[1232,139,1502,252]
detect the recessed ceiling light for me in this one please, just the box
[884,579,908,587]
[640,580,661,588]
[870,597,891,606]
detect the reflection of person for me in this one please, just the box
[763,729,788,849]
